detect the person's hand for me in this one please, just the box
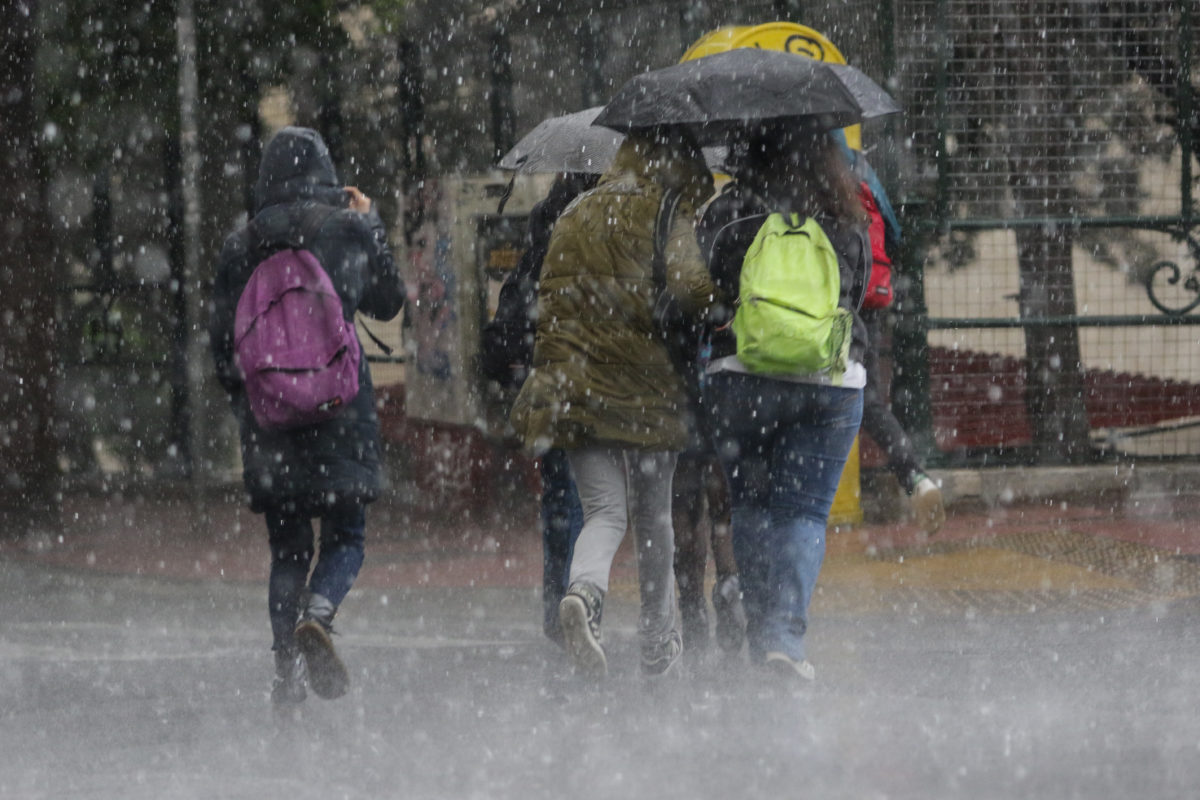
[344,186,372,214]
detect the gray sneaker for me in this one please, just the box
[559,582,607,679]
[641,629,683,678]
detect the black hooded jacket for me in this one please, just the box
[209,127,406,512]
[479,172,597,388]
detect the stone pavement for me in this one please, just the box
[2,464,1198,613]
[3,466,1200,799]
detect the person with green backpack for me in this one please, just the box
[695,123,870,685]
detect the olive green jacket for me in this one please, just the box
[510,135,717,452]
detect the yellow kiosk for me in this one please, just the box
[680,22,865,526]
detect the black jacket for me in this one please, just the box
[209,127,406,513]
[695,181,870,368]
[480,173,596,389]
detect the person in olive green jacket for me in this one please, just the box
[510,128,717,680]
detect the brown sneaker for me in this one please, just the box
[295,615,348,700]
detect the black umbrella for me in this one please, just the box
[593,48,901,145]
[498,106,729,174]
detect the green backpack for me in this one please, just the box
[732,213,852,379]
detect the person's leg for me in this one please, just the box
[308,502,367,612]
[565,447,629,592]
[762,385,863,666]
[541,447,582,641]
[627,449,681,673]
[297,501,365,700]
[862,310,944,535]
[861,310,924,489]
[265,505,315,652]
[672,453,710,650]
[704,456,736,580]
[560,447,628,678]
[265,504,314,704]
[705,372,774,663]
[703,455,745,654]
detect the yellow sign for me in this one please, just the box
[680,23,862,151]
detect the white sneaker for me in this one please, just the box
[764,651,816,682]
[912,476,946,536]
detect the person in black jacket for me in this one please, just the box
[209,126,406,706]
[482,173,596,646]
[695,124,869,685]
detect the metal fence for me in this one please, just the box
[891,0,1200,465]
[49,0,1200,482]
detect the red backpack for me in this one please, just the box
[858,182,894,310]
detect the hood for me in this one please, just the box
[254,126,343,213]
[602,131,713,207]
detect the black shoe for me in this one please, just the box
[544,584,566,648]
[641,629,683,678]
[559,581,606,679]
[271,645,307,706]
[295,593,349,700]
[712,575,746,655]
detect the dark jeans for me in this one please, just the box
[861,309,924,492]
[705,372,863,663]
[540,447,583,637]
[265,501,366,650]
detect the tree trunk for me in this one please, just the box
[176,0,210,493]
[1013,229,1093,462]
[0,0,61,535]
[1006,0,1093,463]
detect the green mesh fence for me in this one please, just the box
[894,0,1200,462]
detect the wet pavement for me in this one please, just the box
[2,477,1199,799]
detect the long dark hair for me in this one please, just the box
[728,124,868,228]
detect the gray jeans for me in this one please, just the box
[566,447,678,648]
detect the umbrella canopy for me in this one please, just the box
[593,48,900,145]
[498,106,728,174]
[498,106,624,174]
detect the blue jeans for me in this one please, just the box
[265,501,366,650]
[705,372,863,663]
[540,448,583,638]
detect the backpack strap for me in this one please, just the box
[356,317,394,356]
[650,188,683,294]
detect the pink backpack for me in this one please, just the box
[234,209,361,430]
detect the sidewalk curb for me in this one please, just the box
[933,463,1200,507]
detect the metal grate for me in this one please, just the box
[894,0,1200,460]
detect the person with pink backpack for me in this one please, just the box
[209,127,405,707]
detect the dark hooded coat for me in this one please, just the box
[209,127,406,513]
